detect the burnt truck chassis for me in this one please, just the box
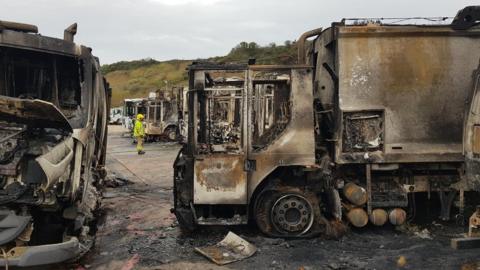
[174,7,480,237]
[0,21,109,266]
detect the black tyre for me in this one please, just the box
[254,186,322,237]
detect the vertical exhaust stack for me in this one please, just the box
[297,28,322,65]
[64,23,77,42]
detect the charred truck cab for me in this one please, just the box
[0,21,109,266]
[174,6,480,237]
[174,62,321,236]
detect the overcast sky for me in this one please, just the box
[0,0,476,64]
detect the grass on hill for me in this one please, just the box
[105,60,190,106]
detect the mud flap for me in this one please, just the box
[174,207,196,231]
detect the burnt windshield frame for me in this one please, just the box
[0,46,83,119]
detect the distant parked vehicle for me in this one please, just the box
[122,98,145,131]
[109,106,123,124]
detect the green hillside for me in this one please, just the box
[103,41,297,106]
[104,60,190,106]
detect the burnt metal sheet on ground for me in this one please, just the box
[195,231,256,265]
[194,154,246,204]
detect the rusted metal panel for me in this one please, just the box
[248,68,316,200]
[335,25,480,164]
[464,63,480,189]
[473,126,480,154]
[194,155,247,204]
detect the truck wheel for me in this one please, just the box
[254,187,320,237]
[165,127,177,141]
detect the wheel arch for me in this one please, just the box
[248,165,309,219]
[162,123,177,134]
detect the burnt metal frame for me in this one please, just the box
[0,22,110,266]
[184,64,316,220]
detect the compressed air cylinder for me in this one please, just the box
[388,208,407,226]
[343,182,367,206]
[369,208,388,226]
[346,208,368,228]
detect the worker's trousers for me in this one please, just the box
[136,136,144,152]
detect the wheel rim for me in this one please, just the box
[270,194,314,235]
[168,131,176,141]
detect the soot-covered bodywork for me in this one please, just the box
[310,11,480,226]
[174,6,480,238]
[174,62,320,235]
[0,21,109,266]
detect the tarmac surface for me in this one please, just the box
[58,125,480,270]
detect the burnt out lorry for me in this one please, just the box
[0,21,109,266]
[173,6,480,237]
[143,89,181,142]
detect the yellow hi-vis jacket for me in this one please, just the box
[134,120,145,137]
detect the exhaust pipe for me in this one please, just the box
[0,20,38,33]
[297,28,322,65]
[64,23,77,42]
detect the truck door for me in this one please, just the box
[464,66,480,189]
[192,70,248,205]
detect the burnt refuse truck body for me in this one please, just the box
[173,6,480,237]
[0,21,109,266]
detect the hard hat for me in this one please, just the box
[137,114,144,120]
